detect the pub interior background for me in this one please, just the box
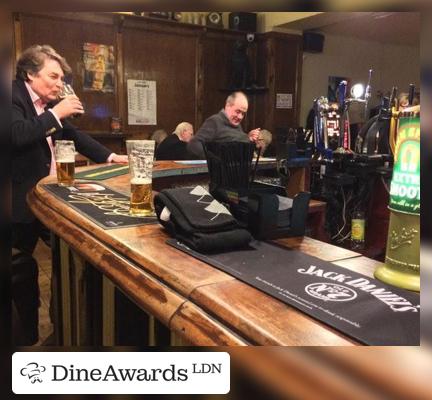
[12,12,420,346]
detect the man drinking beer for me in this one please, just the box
[12,44,128,253]
[11,44,128,344]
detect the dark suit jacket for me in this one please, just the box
[155,134,192,160]
[12,79,111,223]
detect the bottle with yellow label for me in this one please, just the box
[351,210,365,250]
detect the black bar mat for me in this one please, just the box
[43,182,157,229]
[75,165,129,180]
[168,239,420,345]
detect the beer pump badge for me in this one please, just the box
[389,116,420,215]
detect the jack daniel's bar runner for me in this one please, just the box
[169,239,419,346]
[297,265,418,312]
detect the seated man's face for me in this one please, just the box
[225,97,248,126]
[27,58,64,103]
[181,127,194,143]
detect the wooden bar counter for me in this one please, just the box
[28,161,371,346]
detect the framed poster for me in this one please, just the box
[82,43,115,93]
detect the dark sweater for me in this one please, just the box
[187,109,249,159]
[155,134,191,160]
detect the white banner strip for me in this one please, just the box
[12,352,230,394]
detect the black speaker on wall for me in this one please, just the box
[229,12,257,32]
[303,31,324,53]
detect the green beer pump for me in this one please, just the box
[374,107,420,291]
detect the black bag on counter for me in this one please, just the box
[154,186,252,253]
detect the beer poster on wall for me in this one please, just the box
[82,43,115,93]
[127,79,157,125]
[389,116,420,215]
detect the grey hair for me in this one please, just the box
[225,91,248,106]
[16,44,72,81]
[150,129,168,145]
[174,122,193,136]
[259,129,272,146]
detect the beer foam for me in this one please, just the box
[56,157,75,163]
[131,177,151,185]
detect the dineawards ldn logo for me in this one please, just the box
[20,362,47,383]
[12,352,230,394]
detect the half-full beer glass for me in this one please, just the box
[55,140,75,186]
[126,140,155,216]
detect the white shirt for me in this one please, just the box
[24,82,115,173]
[24,81,59,175]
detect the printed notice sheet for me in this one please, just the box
[127,80,157,125]
[276,93,293,109]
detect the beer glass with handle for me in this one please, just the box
[126,140,156,216]
[55,140,76,186]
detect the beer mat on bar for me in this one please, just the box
[167,239,420,345]
[43,182,157,229]
[75,164,130,180]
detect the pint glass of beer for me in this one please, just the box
[126,140,156,216]
[58,83,84,118]
[54,140,76,186]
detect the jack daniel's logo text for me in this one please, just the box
[298,265,419,312]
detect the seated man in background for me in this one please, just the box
[187,91,260,159]
[155,122,194,160]
[150,128,168,150]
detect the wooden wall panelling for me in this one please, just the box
[201,34,233,123]
[195,32,204,129]
[13,13,23,66]
[16,13,303,155]
[19,12,117,133]
[255,35,269,128]
[122,20,198,139]
[200,30,252,130]
[293,35,303,127]
[271,33,303,137]
[245,41,258,131]
[256,32,303,153]
[114,14,125,124]
[258,34,276,144]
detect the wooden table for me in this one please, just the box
[28,161,375,347]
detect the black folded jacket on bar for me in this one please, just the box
[154,186,252,253]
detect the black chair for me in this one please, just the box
[203,141,311,239]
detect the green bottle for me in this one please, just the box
[351,210,365,250]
